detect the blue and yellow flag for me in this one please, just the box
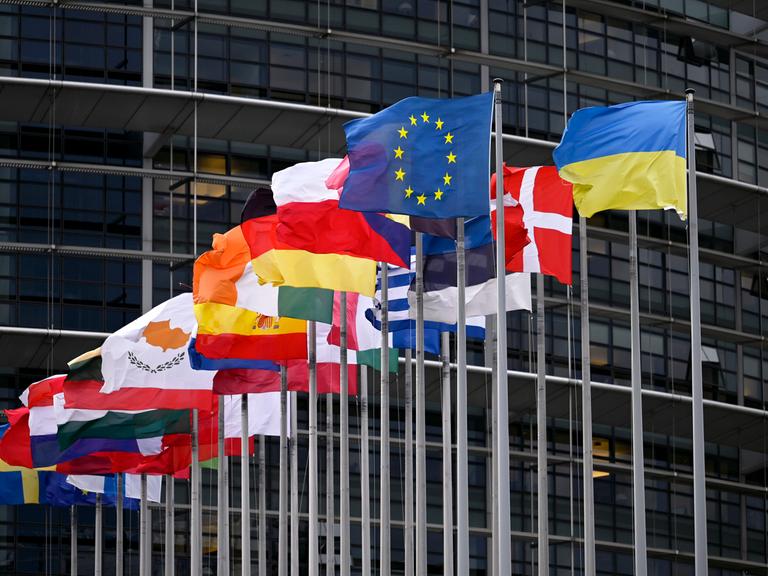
[339,92,494,219]
[552,100,687,219]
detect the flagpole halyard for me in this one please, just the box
[493,78,512,575]
[95,493,103,576]
[191,408,202,576]
[258,434,267,576]
[359,365,371,576]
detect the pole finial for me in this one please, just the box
[685,88,695,95]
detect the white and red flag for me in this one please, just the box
[491,165,574,285]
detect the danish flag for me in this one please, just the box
[491,165,574,285]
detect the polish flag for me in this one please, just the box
[491,165,574,285]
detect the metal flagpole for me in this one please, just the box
[360,366,371,576]
[191,409,202,576]
[493,78,511,573]
[579,215,596,576]
[290,390,299,576]
[165,475,174,576]
[325,394,334,576]
[218,402,230,576]
[138,480,145,576]
[415,233,427,576]
[685,88,708,576]
[70,505,77,576]
[243,392,252,576]
[535,274,548,576]
[258,435,267,576]
[116,474,124,576]
[488,314,499,576]
[95,494,103,576]
[404,348,414,576]
[326,393,335,574]
[339,292,350,576]
[441,332,454,576]
[309,320,319,576]
[629,212,648,575]
[279,369,289,576]
[456,217,468,576]
[379,265,391,576]
[141,474,151,576]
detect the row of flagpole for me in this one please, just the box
[78,85,708,576]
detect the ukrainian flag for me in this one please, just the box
[553,100,687,219]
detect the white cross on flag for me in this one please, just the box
[491,165,574,285]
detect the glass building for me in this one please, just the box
[0,0,766,574]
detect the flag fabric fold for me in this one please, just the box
[552,99,687,218]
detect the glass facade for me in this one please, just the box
[0,0,765,574]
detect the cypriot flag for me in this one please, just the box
[100,293,214,410]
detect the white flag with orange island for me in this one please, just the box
[99,293,214,410]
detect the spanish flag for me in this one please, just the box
[553,100,687,219]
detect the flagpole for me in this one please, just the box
[359,365,371,576]
[279,369,289,576]
[141,474,151,576]
[70,505,77,576]
[95,494,103,576]
[456,217,468,576]
[441,331,454,576]
[379,264,391,576]
[685,88,708,576]
[493,78,511,573]
[218,400,230,576]
[404,347,414,576]
[165,475,174,576]
[242,392,252,576]
[309,320,319,576]
[325,393,334,576]
[415,232,427,576]
[339,291,350,576]
[535,274,548,576]
[579,215,595,576]
[488,314,499,576]
[138,479,145,575]
[258,435,267,576]
[629,212,647,576]
[116,474,124,576]
[191,408,202,576]
[290,389,299,576]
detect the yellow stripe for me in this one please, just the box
[250,249,376,297]
[559,150,687,219]
[195,302,307,336]
[21,469,39,504]
[0,461,54,473]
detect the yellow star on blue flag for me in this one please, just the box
[339,92,494,219]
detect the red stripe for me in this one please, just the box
[63,380,213,411]
[195,332,307,361]
[284,360,358,395]
[26,375,65,408]
[212,369,282,395]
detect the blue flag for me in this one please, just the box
[340,92,494,219]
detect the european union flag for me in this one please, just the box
[339,92,494,219]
